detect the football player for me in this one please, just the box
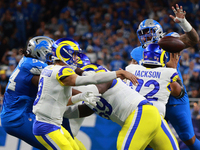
[0,36,54,150]
[65,62,181,150]
[130,4,200,150]
[32,38,137,150]
[126,43,184,117]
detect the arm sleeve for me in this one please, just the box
[63,104,80,119]
[75,71,117,86]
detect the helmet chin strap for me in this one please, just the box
[143,42,153,48]
[26,49,31,55]
[143,32,166,48]
[160,32,166,38]
[58,55,77,70]
[142,44,147,49]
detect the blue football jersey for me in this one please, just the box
[1,56,47,127]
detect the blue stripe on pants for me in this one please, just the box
[124,106,143,150]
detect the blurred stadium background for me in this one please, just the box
[0,0,200,149]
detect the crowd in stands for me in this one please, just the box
[0,0,200,106]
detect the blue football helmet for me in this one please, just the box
[142,43,167,67]
[76,53,91,68]
[52,38,82,65]
[81,63,108,72]
[27,36,54,63]
[137,19,164,48]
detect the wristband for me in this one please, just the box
[174,17,192,32]
[71,94,82,104]
[82,71,96,76]
[75,71,116,86]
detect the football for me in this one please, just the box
[158,36,186,53]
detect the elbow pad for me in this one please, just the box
[75,71,117,86]
[174,79,185,99]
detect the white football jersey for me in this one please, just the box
[33,65,76,126]
[87,78,147,126]
[126,64,178,117]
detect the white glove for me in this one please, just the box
[82,71,96,76]
[71,92,101,106]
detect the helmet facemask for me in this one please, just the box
[137,19,165,48]
[52,38,82,67]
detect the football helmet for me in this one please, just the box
[81,63,108,73]
[26,36,54,63]
[137,19,164,48]
[52,38,82,65]
[76,53,91,68]
[142,43,167,67]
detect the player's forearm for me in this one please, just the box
[78,104,94,118]
[75,71,117,86]
[180,28,199,48]
[186,28,199,44]
[171,79,185,99]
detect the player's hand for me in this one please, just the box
[80,92,101,107]
[170,4,186,23]
[117,68,139,86]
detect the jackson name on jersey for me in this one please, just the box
[126,64,178,117]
